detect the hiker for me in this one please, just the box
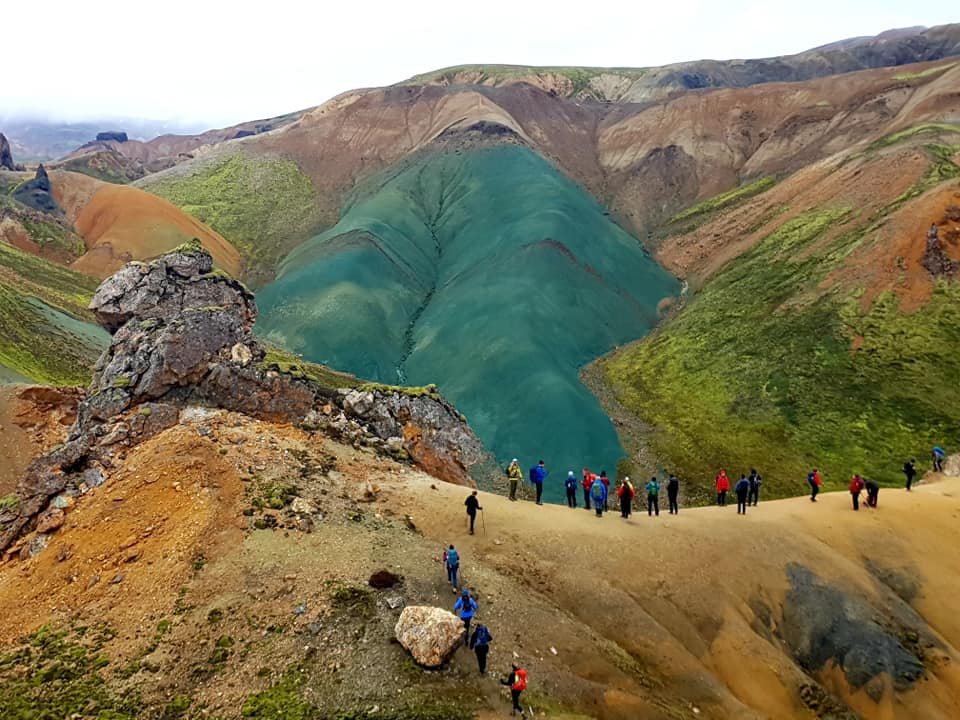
[715,469,730,506]
[850,474,865,510]
[444,545,460,590]
[564,471,578,508]
[469,623,492,674]
[581,468,597,510]
[667,474,679,514]
[507,459,522,501]
[748,469,762,506]
[454,588,478,643]
[617,476,636,518]
[590,475,607,517]
[600,470,610,510]
[933,446,945,473]
[903,459,917,491]
[501,664,528,717]
[645,476,660,516]
[865,479,880,508]
[807,468,822,502]
[735,474,749,515]
[529,459,548,505]
[465,491,482,535]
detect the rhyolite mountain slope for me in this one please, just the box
[256,132,678,496]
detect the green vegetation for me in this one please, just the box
[141,152,320,285]
[17,215,86,257]
[162,694,192,718]
[358,381,441,400]
[669,176,777,225]
[866,123,960,153]
[242,667,316,719]
[604,171,960,501]
[0,494,18,511]
[331,584,375,619]
[0,625,140,719]
[892,62,956,81]
[0,241,109,384]
[58,152,134,184]
[257,144,678,501]
[402,64,647,99]
[257,344,360,392]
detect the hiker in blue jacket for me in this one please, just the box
[590,476,607,517]
[454,588,478,644]
[735,474,750,515]
[469,623,493,674]
[564,471,578,508]
[529,460,548,505]
[933,446,945,473]
[444,545,460,591]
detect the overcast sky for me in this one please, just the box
[3,1,956,128]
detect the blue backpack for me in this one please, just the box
[591,481,604,501]
[473,625,492,646]
[446,549,459,566]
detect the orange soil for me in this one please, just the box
[70,184,241,279]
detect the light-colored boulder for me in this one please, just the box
[394,605,464,667]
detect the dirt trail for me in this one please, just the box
[1,411,958,719]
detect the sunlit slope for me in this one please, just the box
[603,130,960,500]
[257,144,678,494]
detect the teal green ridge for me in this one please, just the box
[257,144,679,499]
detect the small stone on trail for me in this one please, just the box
[35,508,65,534]
[125,547,142,563]
[111,572,126,584]
[294,603,307,615]
[550,646,557,655]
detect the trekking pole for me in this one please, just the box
[481,509,486,535]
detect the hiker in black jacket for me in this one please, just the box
[464,491,482,534]
[469,623,492,674]
[903,459,917,491]
[748,469,762,506]
[667,474,679,514]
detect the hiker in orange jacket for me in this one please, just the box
[581,468,597,511]
[850,474,865,511]
[715,470,730,506]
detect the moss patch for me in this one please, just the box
[668,176,777,226]
[866,123,960,153]
[256,344,360,393]
[141,153,320,286]
[0,625,140,719]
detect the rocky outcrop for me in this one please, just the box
[0,133,20,171]
[0,244,488,557]
[12,164,61,214]
[394,606,465,667]
[922,223,958,277]
[96,131,128,143]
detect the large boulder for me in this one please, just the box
[12,165,60,214]
[394,606,465,668]
[96,131,128,143]
[0,133,16,171]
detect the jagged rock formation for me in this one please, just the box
[12,164,62,214]
[0,133,20,171]
[0,245,488,557]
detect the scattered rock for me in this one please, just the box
[124,547,142,563]
[394,606,465,668]
[26,534,49,557]
[35,508,65,534]
[290,497,318,515]
[385,595,405,610]
[111,572,126,584]
[922,224,958,278]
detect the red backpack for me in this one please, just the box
[512,668,528,691]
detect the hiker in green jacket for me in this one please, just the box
[506,459,522,501]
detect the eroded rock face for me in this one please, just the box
[0,245,489,556]
[395,605,465,667]
[0,133,17,171]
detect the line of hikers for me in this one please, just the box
[443,544,529,717]
[504,447,948,517]
[506,460,680,518]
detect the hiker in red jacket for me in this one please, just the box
[581,468,597,510]
[807,468,822,502]
[715,470,730,506]
[849,474,865,511]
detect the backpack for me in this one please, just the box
[474,625,492,646]
[646,482,658,496]
[514,668,527,691]
[565,476,577,489]
[446,549,459,566]
[591,481,604,501]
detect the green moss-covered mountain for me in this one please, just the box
[257,139,678,497]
